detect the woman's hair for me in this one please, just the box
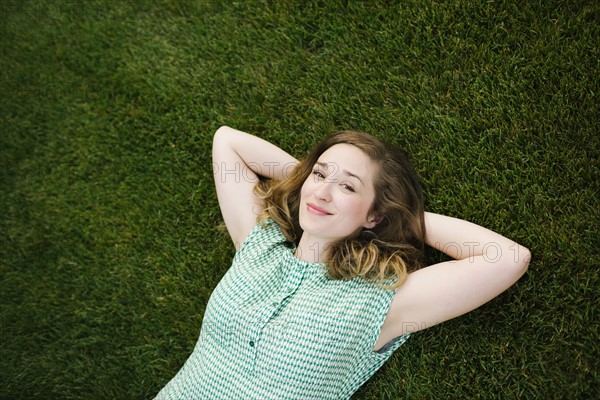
[255,131,426,290]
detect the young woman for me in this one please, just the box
[155,126,531,399]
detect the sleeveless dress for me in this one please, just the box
[156,218,410,400]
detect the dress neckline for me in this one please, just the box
[286,242,326,269]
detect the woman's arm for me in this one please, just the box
[381,212,531,337]
[212,126,298,246]
[423,212,531,263]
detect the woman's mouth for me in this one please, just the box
[307,203,332,216]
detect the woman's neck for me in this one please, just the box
[294,233,330,264]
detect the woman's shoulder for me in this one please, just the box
[237,217,287,251]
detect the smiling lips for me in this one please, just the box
[307,203,332,216]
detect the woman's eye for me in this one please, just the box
[312,170,325,179]
[342,184,355,192]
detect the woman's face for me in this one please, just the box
[299,143,379,243]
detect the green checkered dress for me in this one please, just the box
[156,218,410,399]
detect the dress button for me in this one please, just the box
[249,340,255,347]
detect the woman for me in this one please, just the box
[156,126,531,399]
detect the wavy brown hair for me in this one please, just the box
[255,131,426,290]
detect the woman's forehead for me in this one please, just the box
[316,144,377,182]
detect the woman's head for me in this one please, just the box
[298,142,381,243]
[256,130,426,288]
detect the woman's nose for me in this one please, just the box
[314,181,332,201]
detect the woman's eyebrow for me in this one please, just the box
[316,161,364,184]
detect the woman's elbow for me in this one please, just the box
[213,125,231,141]
[213,126,237,154]
[510,244,531,277]
[521,246,532,271]
[494,242,530,278]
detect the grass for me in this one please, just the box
[1,0,598,398]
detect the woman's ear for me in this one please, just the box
[364,215,383,229]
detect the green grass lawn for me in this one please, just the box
[1,0,598,398]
